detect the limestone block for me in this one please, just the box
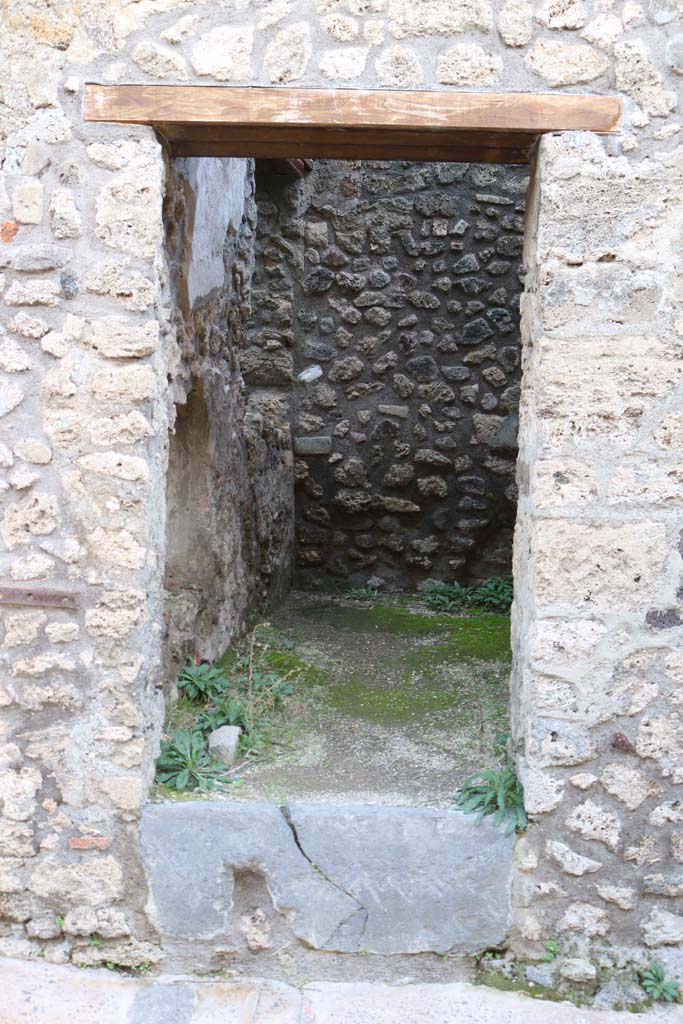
[257,0,292,29]
[636,715,683,776]
[45,622,79,643]
[89,411,154,446]
[532,520,667,611]
[62,906,129,939]
[85,317,158,359]
[0,766,42,820]
[21,141,51,176]
[535,0,587,29]
[2,493,59,548]
[521,768,564,813]
[10,552,55,581]
[98,776,143,811]
[321,13,358,39]
[208,725,241,765]
[545,840,602,876]
[14,440,51,464]
[600,763,660,810]
[29,855,123,907]
[643,908,683,946]
[49,188,82,239]
[0,243,72,272]
[132,41,188,79]
[85,258,156,309]
[581,13,623,48]
[12,180,43,224]
[560,958,597,983]
[319,48,369,79]
[498,0,533,45]
[525,40,609,85]
[0,336,31,372]
[565,800,621,851]
[596,885,637,911]
[3,611,47,647]
[8,313,48,339]
[88,528,146,570]
[388,0,493,37]
[160,15,197,43]
[190,26,254,80]
[91,364,157,405]
[559,902,610,937]
[264,23,312,83]
[375,46,423,86]
[96,172,163,260]
[437,44,502,86]
[12,653,75,677]
[526,719,594,767]
[86,591,145,639]
[615,40,677,116]
[4,280,61,306]
[0,382,24,421]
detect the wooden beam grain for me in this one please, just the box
[83,84,621,164]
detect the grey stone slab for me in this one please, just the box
[128,985,194,1024]
[139,802,360,950]
[294,435,333,455]
[286,803,514,954]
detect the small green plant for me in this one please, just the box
[155,729,232,792]
[54,914,65,931]
[469,577,514,613]
[541,940,560,963]
[198,626,295,754]
[457,732,526,835]
[344,586,381,601]
[423,576,513,614]
[177,659,228,702]
[423,580,470,612]
[90,936,103,948]
[640,962,680,1003]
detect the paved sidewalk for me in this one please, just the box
[1,958,679,1024]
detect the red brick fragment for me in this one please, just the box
[68,835,111,851]
[1,221,18,242]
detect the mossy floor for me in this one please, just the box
[229,591,511,808]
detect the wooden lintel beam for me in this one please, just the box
[83,84,621,165]
[85,84,621,134]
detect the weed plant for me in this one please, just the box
[423,576,513,614]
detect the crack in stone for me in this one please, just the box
[280,805,368,949]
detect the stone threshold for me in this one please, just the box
[2,958,679,1024]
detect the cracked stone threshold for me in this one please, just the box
[2,959,680,1024]
[280,805,370,949]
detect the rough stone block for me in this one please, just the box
[140,801,513,954]
[294,436,333,455]
[208,726,241,765]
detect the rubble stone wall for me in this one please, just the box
[249,159,526,588]
[1,0,683,977]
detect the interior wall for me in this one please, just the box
[162,156,294,676]
[250,160,526,589]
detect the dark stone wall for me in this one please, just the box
[249,159,527,589]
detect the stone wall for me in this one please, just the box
[1,0,683,979]
[276,159,525,587]
[510,133,683,967]
[163,156,293,677]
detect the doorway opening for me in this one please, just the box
[84,84,622,974]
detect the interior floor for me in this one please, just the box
[228,590,511,807]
